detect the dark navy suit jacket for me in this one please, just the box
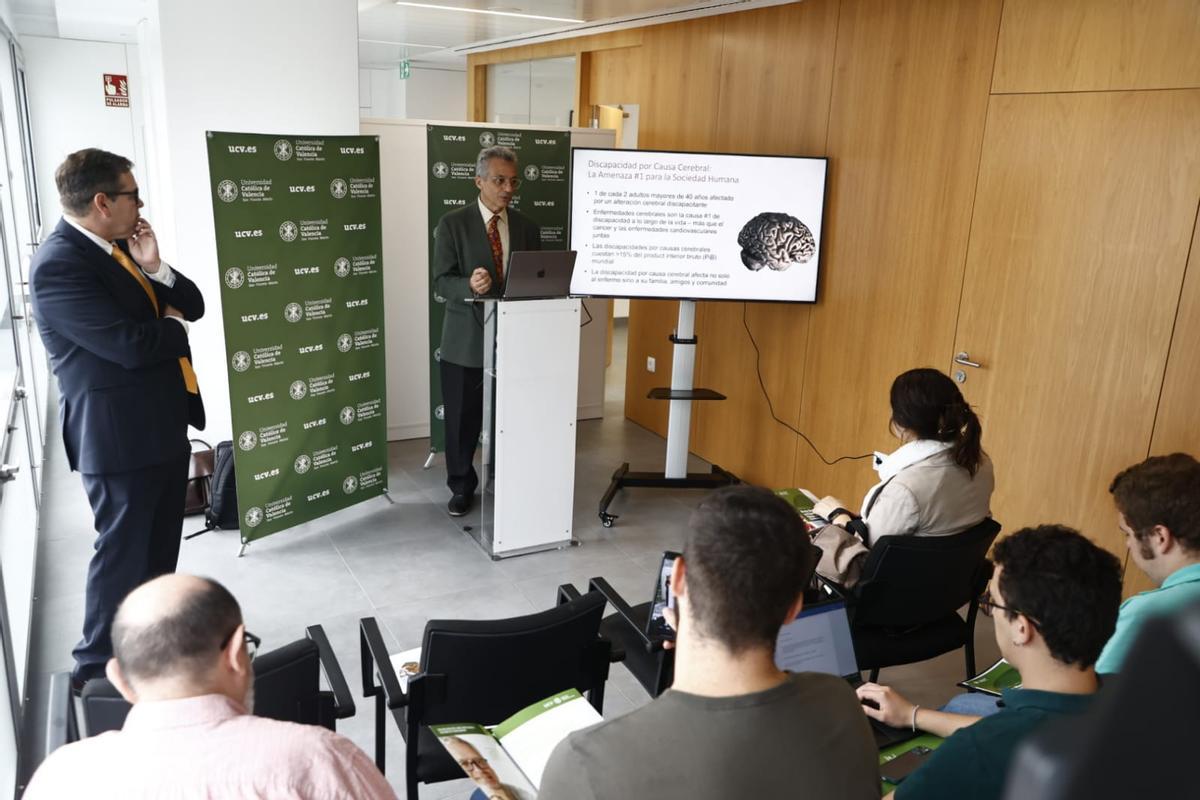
[30,219,206,475]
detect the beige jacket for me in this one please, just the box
[814,449,994,587]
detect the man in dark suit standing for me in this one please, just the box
[30,149,205,690]
[433,146,540,516]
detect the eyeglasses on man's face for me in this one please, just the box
[978,591,1041,628]
[458,756,489,772]
[485,175,521,189]
[220,627,262,661]
[105,188,141,204]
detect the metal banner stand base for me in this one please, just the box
[422,450,436,469]
[597,300,738,527]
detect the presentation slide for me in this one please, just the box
[569,148,827,303]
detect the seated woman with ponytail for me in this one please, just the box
[811,368,995,588]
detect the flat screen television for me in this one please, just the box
[568,148,827,303]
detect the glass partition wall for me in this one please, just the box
[485,56,575,126]
[0,19,42,799]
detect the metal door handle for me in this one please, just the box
[954,352,982,369]
[0,463,18,481]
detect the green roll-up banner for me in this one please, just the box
[206,132,388,543]
[425,125,571,452]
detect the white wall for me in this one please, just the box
[359,67,406,118]
[139,0,360,443]
[405,67,466,122]
[356,66,465,123]
[19,36,142,231]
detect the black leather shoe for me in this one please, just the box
[448,494,471,516]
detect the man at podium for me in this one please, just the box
[433,145,541,516]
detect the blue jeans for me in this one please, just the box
[941,692,1003,717]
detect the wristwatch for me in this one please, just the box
[829,507,855,527]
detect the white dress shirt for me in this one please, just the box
[23,693,397,800]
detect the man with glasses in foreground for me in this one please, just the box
[432,145,541,517]
[25,574,396,799]
[856,525,1122,800]
[30,148,206,693]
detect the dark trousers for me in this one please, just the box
[440,359,483,497]
[73,452,190,680]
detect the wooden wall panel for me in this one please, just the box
[711,0,840,155]
[689,0,839,485]
[467,29,643,67]
[586,18,727,435]
[993,0,1200,94]
[468,64,487,121]
[626,17,726,152]
[689,302,805,485]
[623,299,682,435]
[953,91,1200,595]
[1141,203,1200,594]
[790,0,1004,504]
[1150,205,1200,459]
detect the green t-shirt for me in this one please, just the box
[538,672,880,800]
[1095,562,1200,674]
[895,688,1093,800]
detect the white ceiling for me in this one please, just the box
[11,0,788,70]
[357,0,715,68]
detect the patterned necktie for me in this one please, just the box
[487,214,504,284]
[110,246,200,395]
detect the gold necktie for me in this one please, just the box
[110,246,199,395]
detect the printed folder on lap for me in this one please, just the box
[958,657,1022,697]
[431,688,603,799]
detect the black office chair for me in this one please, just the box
[587,577,675,698]
[79,624,354,736]
[359,587,612,800]
[586,555,825,700]
[819,517,1001,681]
[1002,601,1200,800]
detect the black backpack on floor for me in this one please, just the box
[186,440,238,539]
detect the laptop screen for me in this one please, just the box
[774,600,858,678]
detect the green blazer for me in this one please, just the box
[432,202,542,368]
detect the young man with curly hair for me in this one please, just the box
[1096,452,1200,673]
[857,525,1122,800]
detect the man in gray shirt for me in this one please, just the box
[539,486,880,800]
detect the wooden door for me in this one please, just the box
[597,105,625,148]
[952,90,1200,590]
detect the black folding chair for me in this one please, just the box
[819,517,1002,681]
[79,624,354,735]
[586,577,675,699]
[359,587,612,800]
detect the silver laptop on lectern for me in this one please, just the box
[501,250,576,300]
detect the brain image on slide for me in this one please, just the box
[737,212,816,271]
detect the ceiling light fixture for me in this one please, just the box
[393,2,584,23]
